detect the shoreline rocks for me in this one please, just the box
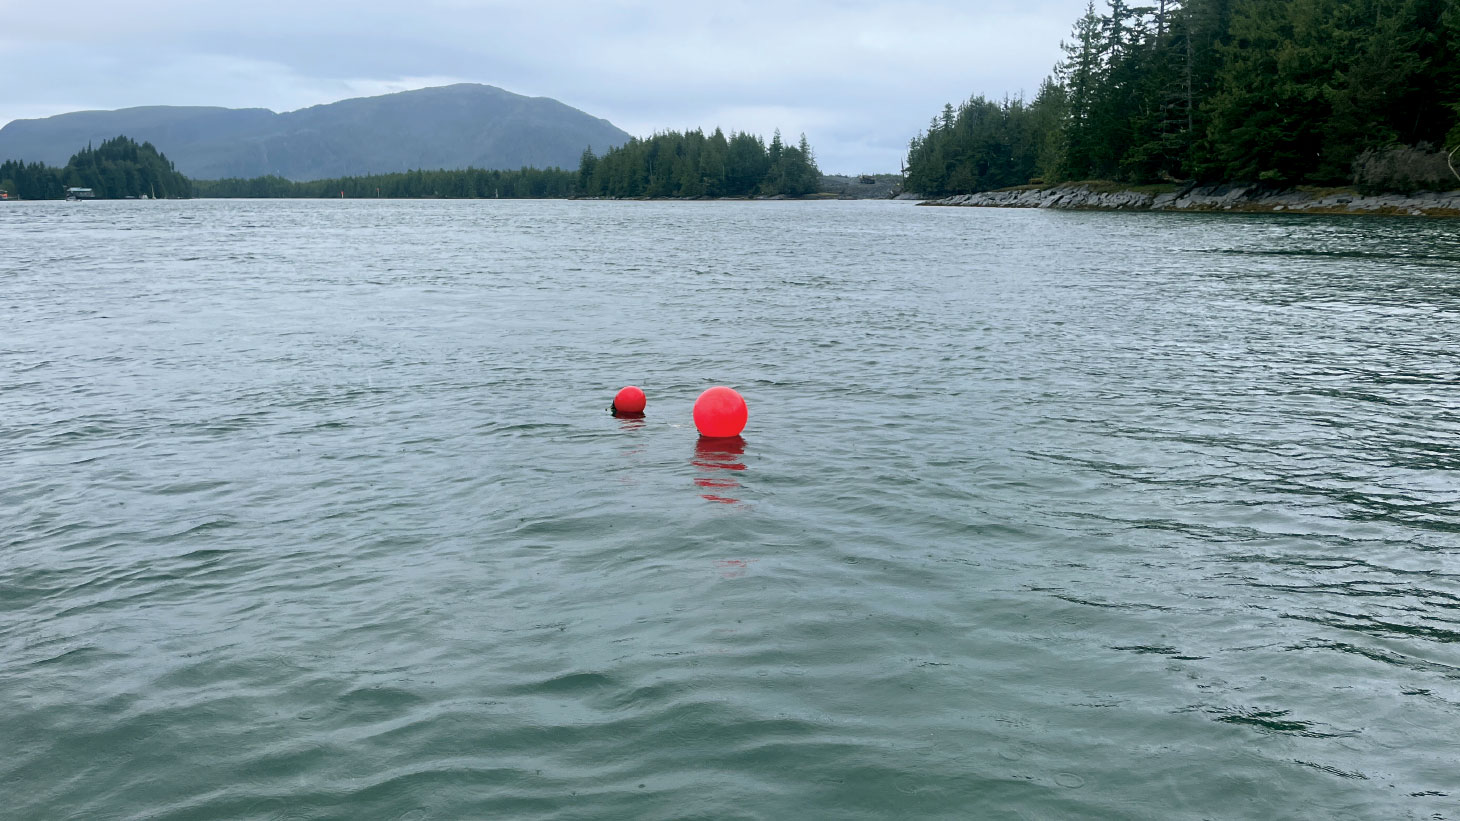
[920,183,1460,216]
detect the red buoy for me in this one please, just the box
[613,385,646,414]
[693,386,747,438]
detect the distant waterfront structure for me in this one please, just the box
[65,187,95,200]
[0,189,8,200]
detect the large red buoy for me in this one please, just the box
[613,385,646,414]
[693,386,747,438]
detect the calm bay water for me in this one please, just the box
[2,199,1458,819]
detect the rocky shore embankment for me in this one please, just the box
[921,183,1460,216]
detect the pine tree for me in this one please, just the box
[1206,0,1338,183]
[1058,1,1110,180]
[577,148,598,195]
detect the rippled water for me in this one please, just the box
[3,199,1459,819]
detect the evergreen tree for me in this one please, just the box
[905,0,1460,193]
[698,128,730,196]
[570,128,821,198]
[1206,0,1340,183]
[61,136,191,198]
[1058,1,1109,180]
[904,94,1063,194]
[577,148,598,194]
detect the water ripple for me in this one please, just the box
[2,200,1459,819]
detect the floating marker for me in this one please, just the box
[693,386,748,438]
[613,385,646,415]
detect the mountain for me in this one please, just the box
[0,84,632,180]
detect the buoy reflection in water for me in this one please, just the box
[692,435,746,504]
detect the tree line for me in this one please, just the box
[195,128,820,199]
[192,166,578,198]
[907,0,1460,195]
[1,136,191,199]
[4,128,823,200]
[578,129,821,197]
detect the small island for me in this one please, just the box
[1,136,191,200]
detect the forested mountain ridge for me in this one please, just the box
[907,0,1460,196]
[0,84,632,181]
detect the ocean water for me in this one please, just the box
[2,199,1458,820]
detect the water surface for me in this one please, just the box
[2,199,1458,819]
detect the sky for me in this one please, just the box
[0,0,1095,174]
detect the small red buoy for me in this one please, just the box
[693,386,747,438]
[613,385,646,414]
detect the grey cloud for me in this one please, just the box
[1,0,1094,173]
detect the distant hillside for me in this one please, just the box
[0,84,631,180]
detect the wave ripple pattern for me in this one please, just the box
[2,200,1458,819]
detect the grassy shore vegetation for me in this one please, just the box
[0,136,191,199]
[906,0,1460,196]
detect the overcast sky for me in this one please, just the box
[0,0,1095,174]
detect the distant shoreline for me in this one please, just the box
[19,184,1460,214]
[919,183,1460,217]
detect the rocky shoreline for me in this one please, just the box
[920,183,1460,216]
